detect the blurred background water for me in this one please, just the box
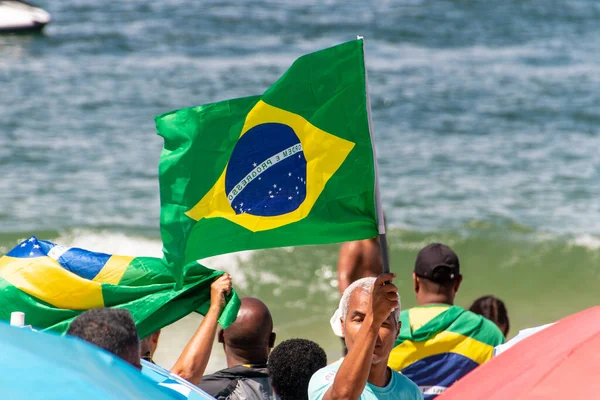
[1,0,599,371]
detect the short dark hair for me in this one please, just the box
[268,339,327,400]
[417,275,457,293]
[67,308,140,368]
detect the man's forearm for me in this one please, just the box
[170,306,221,384]
[327,316,379,400]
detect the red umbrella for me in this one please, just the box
[438,306,600,400]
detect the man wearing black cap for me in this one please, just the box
[387,243,505,400]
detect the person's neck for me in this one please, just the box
[225,349,267,368]
[417,295,453,306]
[367,360,391,387]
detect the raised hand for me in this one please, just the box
[210,273,232,312]
[369,273,398,327]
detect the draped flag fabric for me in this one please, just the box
[156,39,379,269]
[0,236,240,338]
[388,306,505,399]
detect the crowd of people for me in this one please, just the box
[65,241,510,400]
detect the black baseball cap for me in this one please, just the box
[414,243,461,283]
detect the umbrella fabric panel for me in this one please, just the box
[438,306,600,400]
[142,359,216,400]
[0,322,177,400]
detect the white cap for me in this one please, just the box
[330,304,344,337]
[10,312,25,327]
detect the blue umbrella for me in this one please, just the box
[142,359,216,400]
[0,321,179,399]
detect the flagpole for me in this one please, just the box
[359,36,390,274]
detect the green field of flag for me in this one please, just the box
[156,39,379,271]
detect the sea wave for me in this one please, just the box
[569,234,600,250]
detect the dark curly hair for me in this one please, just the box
[268,338,327,400]
[469,295,510,337]
[67,308,141,369]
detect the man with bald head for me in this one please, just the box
[198,297,277,400]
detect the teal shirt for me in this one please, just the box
[308,360,423,400]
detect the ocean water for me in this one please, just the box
[1,0,599,371]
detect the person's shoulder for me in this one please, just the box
[308,360,342,399]
[461,309,505,345]
[199,368,230,382]
[390,370,424,399]
[200,365,251,381]
[340,241,361,252]
[392,369,420,390]
[198,366,253,396]
[199,365,271,399]
[309,360,341,384]
[198,368,238,397]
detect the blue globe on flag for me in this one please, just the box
[225,123,307,217]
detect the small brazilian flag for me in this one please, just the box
[0,236,240,338]
[156,39,379,268]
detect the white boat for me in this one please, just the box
[0,0,51,33]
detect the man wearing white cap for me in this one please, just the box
[308,274,422,400]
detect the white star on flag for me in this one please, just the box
[288,172,292,176]
[288,196,292,200]
[28,238,35,242]
[273,184,277,188]
[20,243,26,247]
[253,162,257,167]
[33,244,40,249]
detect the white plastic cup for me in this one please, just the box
[10,312,25,327]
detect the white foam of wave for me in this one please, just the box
[569,234,600,250]
[395,237,459,251]
[198,250,256,291]
[52,229,164,258]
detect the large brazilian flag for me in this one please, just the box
[0,236,240,338]
[157,39,379,269]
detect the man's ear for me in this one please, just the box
[218,329,225,344]
[412,273,419,293]
[454,275,463,292]
[340,318,345,337]
[269,332,276,348]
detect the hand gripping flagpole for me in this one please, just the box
[359,36,390,274]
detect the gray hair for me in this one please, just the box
[339,277,401,323]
